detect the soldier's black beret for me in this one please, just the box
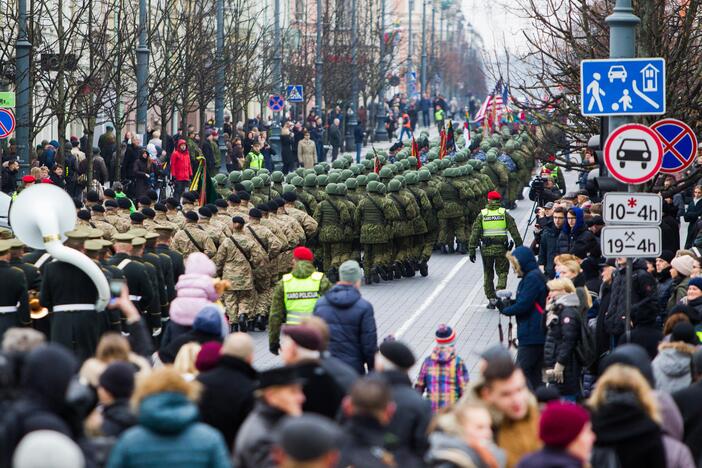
[256,204,269,213]
[117,198,132,209]
[282,192,297,202]
[182,192,197,203]
[228,193,241,203]
[248,208,262,219]
[215,199,228,208]
[91,204,105,213]
[138,196,152,206]
[146,190,158,201]
[86,190,100,202]
[237,191,250,201]
[77,209,91,221]
[165,197,180,208]
[379,340,415,369]
[104,188,116,198]
[205,203,218,214]
[198,207,212,218]
[130,212,146,223]
[105,199,118,208]
[232,216,245,225]
[141,208,156,219]
[184,210,199,222]
[153,203,167,212]
[273,198,285,207]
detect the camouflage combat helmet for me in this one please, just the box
[303,174,317,187]
[356,174,368,186]
[345,178,357,190]
[251,176,263,188]
[387,179,401,192]
[405,172,418,185]
[292,176,305,187]
[317,175,329,186]
[213,173,227,185]
[271,171,284,183]
[228,171,242,183]
[418,170,431,182]
[366,173,379,183]
[241,180,253,192]
[367,180,379,193]
[242,169,255,180]
[325,183,337,195]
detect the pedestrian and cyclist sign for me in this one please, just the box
[580,57,666,116]
[0,108,16,139]
[286,85,304,103]
[650,118,697,174]
[603,123,663,184]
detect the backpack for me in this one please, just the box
[575,311,597,370]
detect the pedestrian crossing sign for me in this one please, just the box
[286,85,304,103]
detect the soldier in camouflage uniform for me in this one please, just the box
[313,183,353,281]
[281,192,318,242]
[271,171,285,195]
[483,151,509,202]
[404,172,432,276]
[337,183,361,263]
[213,173,232,199]
[468,191,523,308]
[437,168,465,253]
[171,211,217,258]
[297,175,319,215]
[212,216,257,332]
[506,139,528,201]
[355,180,399,283]
[386,179,418,278]
[105,201,132,233]
[418,169,443,261]
[246,208,284,324]
[89,205,118,240]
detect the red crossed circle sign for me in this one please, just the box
[604,123,663,184]
[650,118,698,174]
[0,108,16,139]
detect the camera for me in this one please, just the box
[529,175,546,206]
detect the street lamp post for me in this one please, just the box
[136,0,149,141]
[374,0,388,141]
[315,0,323,118]
[269,0,282,161]
[345,0,358,152]
[605,0,640,340]
[420,0,427,95]
[15,0,30,173]
[215,0,226,173]
[430,0,436,95]
[407,0,414,98]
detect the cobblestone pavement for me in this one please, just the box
[250,156,579,379]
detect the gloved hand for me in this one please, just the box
[469,253,476,263]
[495,298,505,312]
[269,342,280,355]
[553,362,565,384]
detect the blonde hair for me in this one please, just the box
[588,364,660,424]
[547,278,576,293]
[173,342,201,377]
[554,254,579,265]
[96,333,131,362]
[561,260,582,275]
[131,366,201,411]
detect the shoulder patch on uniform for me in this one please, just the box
[282,273,293,281]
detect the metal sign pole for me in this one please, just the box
[624,182,633,342]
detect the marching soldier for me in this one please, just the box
[355,180,399,283]
[154,226,185,283]
[152,203,180,231]
[104,200,131,233]
[230,216,269,331]
[40,229,104,361]
[90,205,118,240]
[8,238,41,292]
[468,191,523,308]
[128,236,163,334]
[313,183,353,282]
[0,239,30,338]
[165,197,186,228]
[247,208,284,325]
[171,211,217,258]
[281,192,318,243]
[144,231,175,324]
[84,239,123,335]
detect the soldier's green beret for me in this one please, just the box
[271,171,284,183]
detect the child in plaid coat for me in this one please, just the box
[414,324,469,412]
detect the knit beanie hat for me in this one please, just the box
[539,402,590,448]
[672,255,695,277]
[195,341,222,372]
[98,361,136,399]
[435,324,456,345]
[658,250,675,265]
[689,276,702,292]
[13,431,85,468]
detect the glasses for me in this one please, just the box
[553,216,565,220]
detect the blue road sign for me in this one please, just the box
[0,108,16,139]
[651,118,698,174]
[286,85,304,103]
[267,94,285,112]
[580,58,665,116]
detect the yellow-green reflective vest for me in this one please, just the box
[248,152,264,169]
[481,207,507,237]
[282,271,323,324]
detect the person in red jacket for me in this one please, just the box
[170,139,192,201]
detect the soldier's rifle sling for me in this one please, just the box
[183,228,205,254]
[228,236,252,266]
[246,226,270,256]
[366,196,386,224]
[390,194,407,218]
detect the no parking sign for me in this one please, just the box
[650,118,698,174]
[0,108,16,139]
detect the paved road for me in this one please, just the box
[250,158,579,378]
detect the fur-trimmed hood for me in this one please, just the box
[657,341,697,355]
[507,246,538,278]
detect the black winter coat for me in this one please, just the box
[382,370,432,461]
[673,380,702,463]
[296,360,345,420]
[657,268,674,312]
[684,198,702,248]
[101,399,136,437]
[605,259,659,338]
[537,218,560,278]
[661,214,680,252]
[338,415,398,468]
[131,157,151,200]
[557,225,598,259]
[313,284,378,374]
[543,293,581,396]
[197,355,257,449]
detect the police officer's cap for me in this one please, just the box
[130,212,146,223]
[184,211,199,222]
[232,216,245,225]
[282,192,297,202]
[91,204,105,213]
[228,193,241,203]
[77,209,91,221]
[248,208,262,219]
[141,208,156,219]
[198,207,212,218]
[117,198,132,209]
[113,232,135,243]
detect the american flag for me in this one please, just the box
[473,79,512,124]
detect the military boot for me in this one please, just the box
[403,260,415,277]
[419,260,429,277]
[247,318,256,332]
[457,242,467,255]
[371,267,381,283]
[255,314,266,331]
[230,322,239,333]
[487,298,497,310]
[238,314,248,332]
[393,262,403,280]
